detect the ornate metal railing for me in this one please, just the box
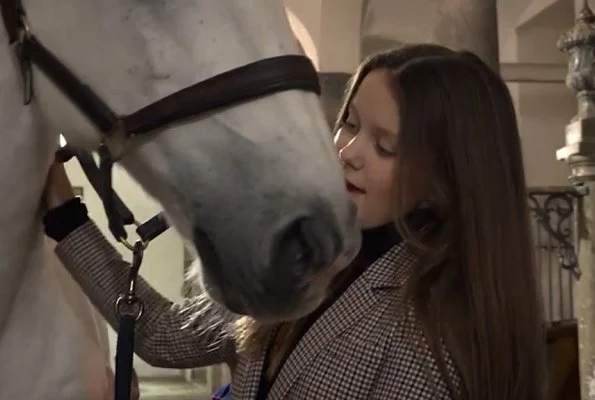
[527,185,586,324]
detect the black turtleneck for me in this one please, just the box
[294,222,401,333]
[316,222,401,314]
[255,223,402,400]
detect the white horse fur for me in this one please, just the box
[0,0,359,398]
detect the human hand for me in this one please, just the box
[44,160,75,209]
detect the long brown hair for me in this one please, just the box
[335,44,546,399]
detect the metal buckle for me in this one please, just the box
[115,241,145,321]
[117,220,149,252]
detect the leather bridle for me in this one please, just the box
[1,1,320,399]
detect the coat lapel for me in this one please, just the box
[266,243,415,399]
[234,334,270,400]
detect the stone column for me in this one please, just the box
[317,0,363,73]
[433,0,500,72]
[316,0,363,126]
[285,0,363,126]
[557,2,595,398]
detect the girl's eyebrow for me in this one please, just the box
[371,125,397,138]
[349,103,396,136]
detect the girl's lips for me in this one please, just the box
[346,181,365,194]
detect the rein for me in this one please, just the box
[1,1,321,399]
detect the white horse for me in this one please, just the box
[0,0,359,399]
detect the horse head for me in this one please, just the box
[19,0,360,321]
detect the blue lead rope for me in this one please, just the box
[211,383,231,400]
[114,314,136,400]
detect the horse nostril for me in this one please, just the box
[272,218,319,273]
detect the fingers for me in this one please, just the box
[45,161,76,209]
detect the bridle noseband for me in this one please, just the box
[1,1,321,399]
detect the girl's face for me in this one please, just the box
[334,69,399,229]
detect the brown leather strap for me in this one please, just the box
[56,145,135,226]
[21,35,320,136]
[121,54,320,136]
[22,36,118,132]
[57,144,169,243]
[0,0,22,43]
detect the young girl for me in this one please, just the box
[44,44,546,399]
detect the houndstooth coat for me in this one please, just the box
[55,221,460,399]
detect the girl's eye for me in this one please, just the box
[375,142,396,157]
